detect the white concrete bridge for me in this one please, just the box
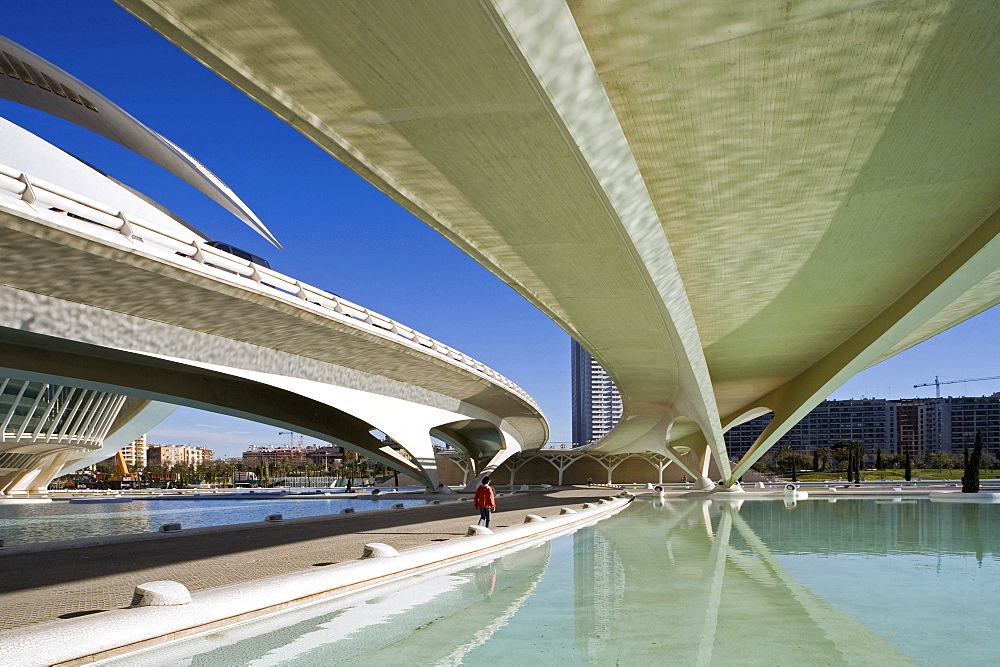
[0,113,545,493]
[119,0,1000,487]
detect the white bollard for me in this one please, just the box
[362,543,399,558]
[467,525,494,536]
[784,483,808,501]
[524,514,545,523]
[130,581,191,607]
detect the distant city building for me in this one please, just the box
[725,396,1000,459]
[571,340,622,447]
[98,434,148,469]
[242,445,312,467]
[146,444,213,469]
[305,445,346,468]
[243,444,368,468]
[120,434,147,468]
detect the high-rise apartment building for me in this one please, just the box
[120,434,147,468]
[571,340,622,447]
[724,395,1000,459]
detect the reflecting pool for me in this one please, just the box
[106,497,1000,666]
[0,497,427,545]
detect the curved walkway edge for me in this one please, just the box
[0,494,631,666]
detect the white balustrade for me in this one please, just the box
[0,163,535,406]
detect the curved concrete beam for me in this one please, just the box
[0,185,547,455]
[431,419,522,477]
[728,204,1000,484]
[114,0,729,477]
[111,1,1000,483]
[0,34,279,247]
[0,328,494,488]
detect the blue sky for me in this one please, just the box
[3,2,998,457]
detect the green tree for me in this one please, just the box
[875,448,883,471]
[833,440,864,482]
[904,450,912,481]
[815,446,831,472]
[962,429,984,493]
[930,451,961,471]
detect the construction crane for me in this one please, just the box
[913,375,1000,398]
[107,449,138,489]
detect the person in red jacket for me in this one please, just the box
[474,475,496,528]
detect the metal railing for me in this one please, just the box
[0,379,125,450]
[0,163,536,408]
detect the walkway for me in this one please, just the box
[0,488,617,631]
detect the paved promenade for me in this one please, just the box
[0,488,618,631]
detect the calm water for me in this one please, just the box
[106,497,1000,666]
[0,496,427,545]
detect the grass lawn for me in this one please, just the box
[784,469,1000,482]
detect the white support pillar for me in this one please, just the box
[663,445,702,486]
[505,453,534,487]
[441,453,474,487]
[590,453,632,485]
[639,453,672,484]
[373,423,444,492]
[533,452,578,486]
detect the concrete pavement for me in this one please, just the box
[0,488,619,631]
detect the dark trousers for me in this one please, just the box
[478,507,492,527]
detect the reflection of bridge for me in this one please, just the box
[83,537,553,664]
[0,36,546,493]
[581,499,911,664]
[120,1,1000,488]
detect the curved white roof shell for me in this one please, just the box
[0,117,202,239]
[0,34,279,247]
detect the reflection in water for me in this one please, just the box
[733,498,999,560]
[582,499,914,665]
[112,499,1000,666]
[573,529,624,659]
[0,498,427,545]
[109,543,551,666]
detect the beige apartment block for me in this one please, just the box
[146,444,214,469]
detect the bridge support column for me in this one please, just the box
[663,445,709,489]
[463,444,520,491]
[727,206,1000,486]
[373,424,446,492]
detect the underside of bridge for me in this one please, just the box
[119,0,1000,486]
[0,98,546,492]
